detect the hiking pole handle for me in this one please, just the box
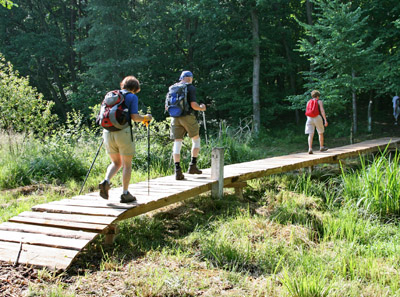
[79,139,104,195]
[144,120,150,195]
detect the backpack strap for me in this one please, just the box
[316,98,324,124]
[120,89,134,142]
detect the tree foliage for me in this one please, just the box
[0,53,57,136]
[1,0,399,133]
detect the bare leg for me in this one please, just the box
[308,133,314,150]
[121,155,133,192]
[105,153,122,181]
[318,133,324,148]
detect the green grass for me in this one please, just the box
[23,169,400,296]
[341,150,400,217]
[3,121,400,296]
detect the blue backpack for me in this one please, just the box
[165,83,189,117]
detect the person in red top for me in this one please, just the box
[305,90,328,154]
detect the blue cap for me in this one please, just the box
[179,71,193,80]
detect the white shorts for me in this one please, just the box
[305,116,324,134]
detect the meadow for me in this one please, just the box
[1,117,400,297]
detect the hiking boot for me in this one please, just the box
[175,168,185,180]
[308,149,313,154]
[320,146,328,152]
[98,180,111,200]
[187,163,202,174]
[120,191,136,203]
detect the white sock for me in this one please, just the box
[123,190,128,195]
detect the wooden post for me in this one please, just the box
[224,181,247,198]
[104,224,119,245]
[211,147,224,198]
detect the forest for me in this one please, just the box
[2,1,400,296]
[1,0,400,135]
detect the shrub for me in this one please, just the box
[0,53,57,136]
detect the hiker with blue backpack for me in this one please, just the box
[97,75,152,203]
[393,95,400,125]
[165,71,206,180]
[305,90,328,154]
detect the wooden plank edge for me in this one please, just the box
[0,241,80,271]
[0,222,98,240]
[116,183,212,221]
[9,216,108,233]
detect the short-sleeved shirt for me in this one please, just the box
[122,90,139,118]
[186,84,197,113]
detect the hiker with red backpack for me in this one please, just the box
[166,71,206,180]
[305,90,328,154]
[98,76,152,203]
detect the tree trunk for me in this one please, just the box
[37,60,67,120]
[352,70,357,134]
[69,0,77,86]
[280,21,298,124]
[306,0,314,46]
[251,8,260,134]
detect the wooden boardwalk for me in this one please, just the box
[0,137,399,271]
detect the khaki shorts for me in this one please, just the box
[103,126,135,155]
[305,115,324,134]
[170,114,199,139]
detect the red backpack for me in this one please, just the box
[305,98,320,117]
[96,90,130,131]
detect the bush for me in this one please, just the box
[0,53,57,136]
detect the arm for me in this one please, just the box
[127,93,152,122]
[190,101,206,111]
[186,84,206,111]
[131,113,152,122]
[318,100,328,127]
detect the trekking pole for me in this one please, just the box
[202,111,208,145]
[143,119,150,195]
[79,139,104,195]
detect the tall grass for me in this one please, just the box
[341,151,400,216]
[281,270,331,297]
[0,117,271,191]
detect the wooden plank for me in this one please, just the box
[117,183,211,221]
[129,187,186,193]
[49,199,136,209]
[31,204,127,217]
[15,211,116,225]
[0,222,97,240]
[9,216,108,233]
[0,241,79,271]
[0,230,90,250]
[143,179,212,187]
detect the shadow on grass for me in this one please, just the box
[69,193,249,274]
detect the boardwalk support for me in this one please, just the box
[225,181,247,198]
[211,147,224,198]
[104,224,119,245]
